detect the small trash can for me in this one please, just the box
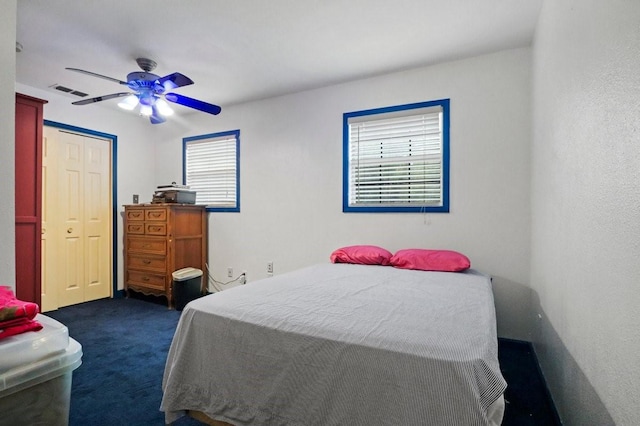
[172,267,203,311]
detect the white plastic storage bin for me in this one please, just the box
[0,314,69,373]
[0,314,82,426]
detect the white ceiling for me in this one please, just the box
[16,0,541,118]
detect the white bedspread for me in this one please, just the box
[162,263,506,425]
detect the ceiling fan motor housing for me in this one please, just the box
[136,57,157,72]
[127,71,160,83]
[126,72,166,102]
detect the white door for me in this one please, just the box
[41,129,59,312]
[41,126,112,311]
[82,136,111,302]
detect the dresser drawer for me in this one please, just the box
[127,237,166,255]
[126,209,145,221]
[127,254,166,272]
[126,223,145,234]
[126,222,166,235]
[145,222,167,236]
[127,270,166,290]
[145,208,167,221]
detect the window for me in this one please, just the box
[183,130,240,212]
[343,99,449,213]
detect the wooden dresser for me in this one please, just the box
[124,204,207,308]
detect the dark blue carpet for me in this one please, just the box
[47,296,560,425]
[499,339,561,425]
[47,295,200,426]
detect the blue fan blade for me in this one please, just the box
[158,73,194,90]
[165,93,221,115]
[150,105,167,124]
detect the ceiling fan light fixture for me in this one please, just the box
[117,94,139,110]
[156,99,174,116]
[139,105,153,116]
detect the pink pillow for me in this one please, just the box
[330,245,392,266]
[390,249,470,272]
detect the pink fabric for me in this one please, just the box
[390,249,471,272]
[330,245,392,266]
[0,285,42,339]
[0,320,43,339]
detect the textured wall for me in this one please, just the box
[531,0,640,424]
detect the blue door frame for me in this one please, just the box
[43,120,120,299]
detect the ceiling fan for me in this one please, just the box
[66,58,221,124]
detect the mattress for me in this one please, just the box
[162,263,506,425]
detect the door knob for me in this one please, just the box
[67,228,73,233]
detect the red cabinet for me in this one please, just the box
[15,93,47,305]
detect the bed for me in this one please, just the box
[161,262,506,426]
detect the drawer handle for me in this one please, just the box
[143,244,152,248]
[142,276,150,281]
[150,212,162,217]
[142,259,151,264]
[150,226,161,231]
[132,226,142,231]
[131,212,142,218]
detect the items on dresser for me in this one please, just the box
[152,189,196,204]
[157,183,190,190]
[123,204,207,308]
[152,182,196,204]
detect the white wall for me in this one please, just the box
[14,83,157,291]
[0,1,17,290]
[531,0,640,424]
[155,48,534,339]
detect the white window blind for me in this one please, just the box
[184,131,239,210]
[347,106,444,209]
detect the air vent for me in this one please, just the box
[48,84,88,98]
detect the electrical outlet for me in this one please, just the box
[267,262,273,274]
[227,267,233,278]
[240,271,247,285]
[133,194,139,204]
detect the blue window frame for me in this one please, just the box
[183,130,240,212]
[343,99,450,213]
